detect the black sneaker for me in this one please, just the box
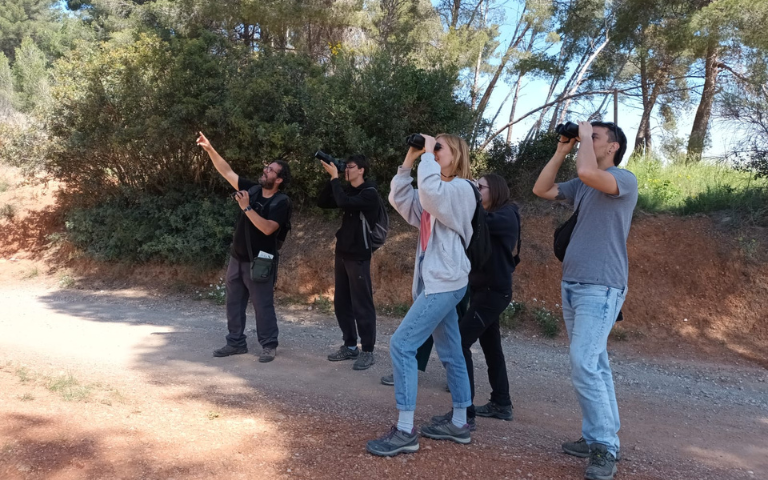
[213,345,247,357]
[259,347,276,363]
[562,437,621,461]
[366,426,419,457]
[380,373,394,386]
[353,351,375,370]
[327,345,359,361]
[585,444,617,480]
[420,418,471,444]
[474,401,513,421]
[430,410,476,432]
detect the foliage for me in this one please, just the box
[64,189,239,266]
[629,155,768,225]
[532,306,560,338]
[477,131,577,201]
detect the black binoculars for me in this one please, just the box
[315,150,346,173]
[405,134,442,152]
[554,121,580,139]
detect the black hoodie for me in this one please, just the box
[317,178,380,261]
[468,203,520,294]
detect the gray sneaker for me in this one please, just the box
[380,373,394,386]
[352,351,375,370]
[562,437,621,461]
[258,347,276,363]
[474,401,513,421]
[430,410,476,432]
[328,345,359,361]
[366,426,419,457]
[585,444,617,480]
[420,418,471,444]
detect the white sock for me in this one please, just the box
[347,346,358,351]
[452,407,467,428]
[397,410,414,433]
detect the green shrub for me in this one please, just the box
[478,133,577,201]
[532,307,560,338]
[65,189,238,266]
[499,301,526,329]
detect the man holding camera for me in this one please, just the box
[196,132,291,363]
[317,155,379,370]
[533,121,637,480]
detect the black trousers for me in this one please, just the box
[225,257,279,349]
[334,256,377,352]
[461,288,512,415]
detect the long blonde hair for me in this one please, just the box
[436,134,472,180]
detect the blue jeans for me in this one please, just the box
[561,281,627,457]
[391,284,470,411]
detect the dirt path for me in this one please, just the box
[1,284,766,480]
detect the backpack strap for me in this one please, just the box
[243,187,288,256]
[511,204,522,267]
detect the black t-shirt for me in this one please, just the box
[230,178,290,262]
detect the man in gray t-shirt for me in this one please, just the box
[533,121,637,480]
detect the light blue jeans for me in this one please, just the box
[561,281,627,457]
[391,281,470,412]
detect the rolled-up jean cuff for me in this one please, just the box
[397,404,417,411]
[452,400,473,408]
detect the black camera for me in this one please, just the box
[554,121,580,139]
[405,134,442,152]
[315,150,346,173]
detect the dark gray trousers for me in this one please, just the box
[225,256,279,349]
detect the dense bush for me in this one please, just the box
[65,189,238,266]
[46,32,474,204]
[477,132,577,201]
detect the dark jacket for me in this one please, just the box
[468,203,520,294]
[317,178,380,260]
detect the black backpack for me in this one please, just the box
[247,185,292,250]
[359,187,389,252]
[464,181,492,269]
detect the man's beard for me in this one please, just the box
[259,175,276,189]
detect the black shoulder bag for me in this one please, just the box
[553,205,579,262]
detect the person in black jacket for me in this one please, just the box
[432,173,520,428]
[317,154,380,370]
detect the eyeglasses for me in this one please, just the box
[263,165,279,175]
[478,184,489,191]
[346,164,359,170]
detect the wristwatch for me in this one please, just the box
[243,205,253,213]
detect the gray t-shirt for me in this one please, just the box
[557,167,638,289]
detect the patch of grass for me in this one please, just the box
[207,411,220,420]
[58,275,75,288]
[380,303,410,318]
[628,156,768,225]
[16,367,31,383]
[0,203,15,220]
[610,325,629,341]
[0,176,9,193]
[738,236,760,261]
[532,307,561,338]
[19,393,34,402]
[47,373,91,401]
[311,296,333,315]
[21,267,39,279]
[206,278,226,305]
[499,301,526,329]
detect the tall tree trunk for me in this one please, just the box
[506,76,522,144]
[687,38,720,162]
